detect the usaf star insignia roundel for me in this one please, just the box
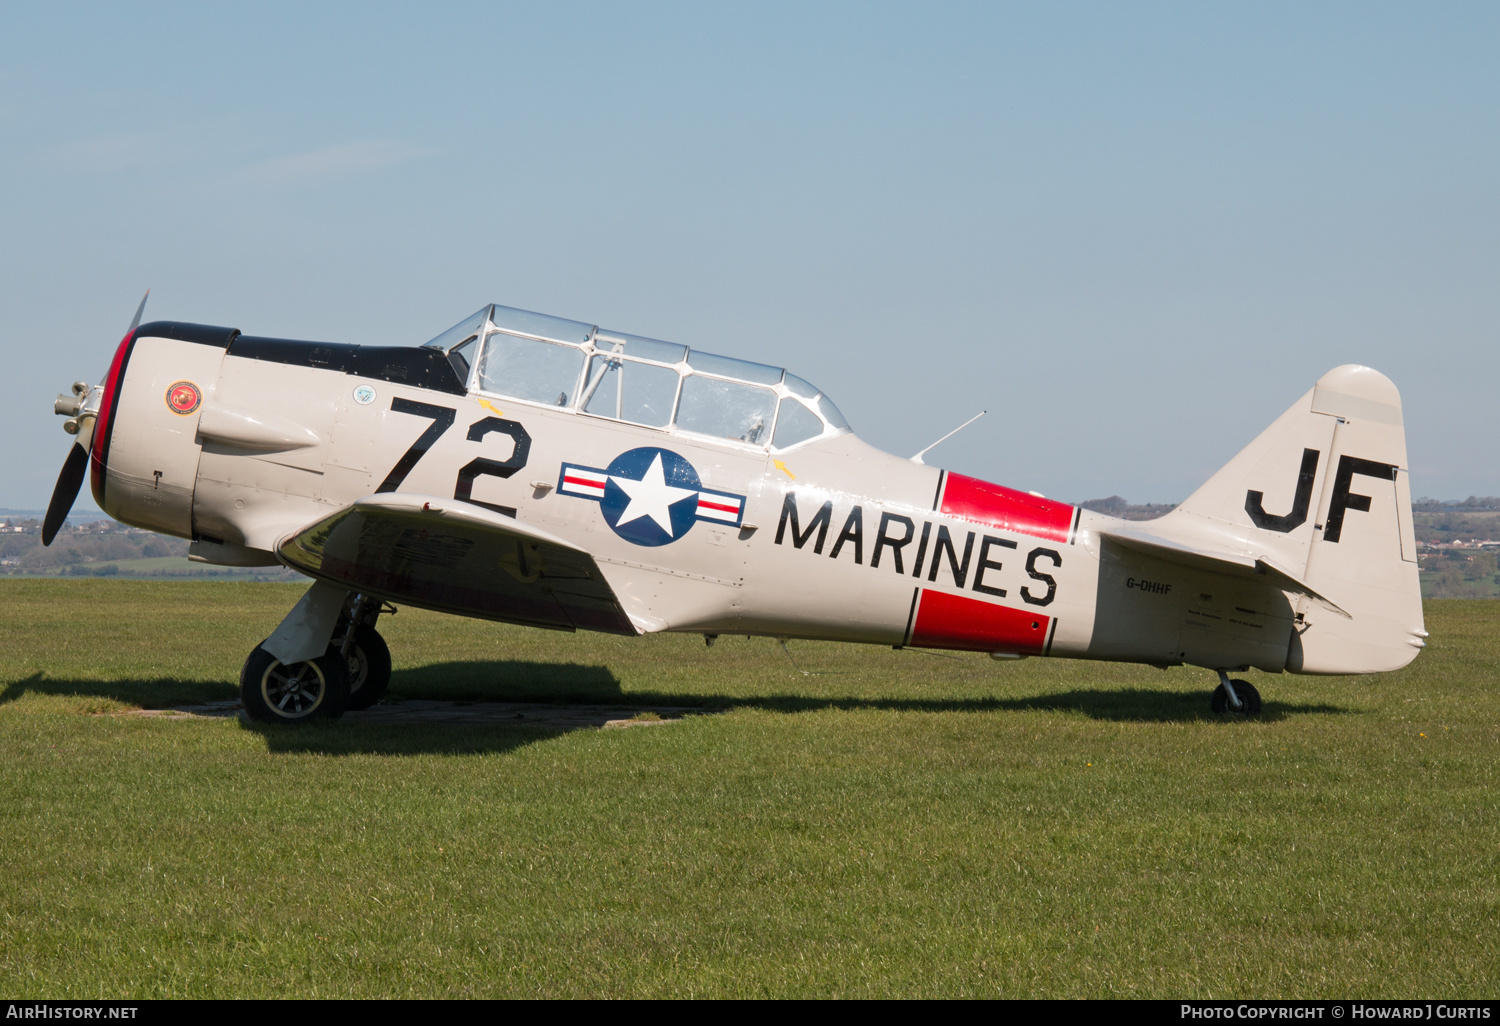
[559,447,746,546]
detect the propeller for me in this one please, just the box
[42,290,149,545]
[42,446,90,545]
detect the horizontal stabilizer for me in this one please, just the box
[277,493,637,635]
[1099,525,1351,618]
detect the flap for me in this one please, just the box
[1100,525,1351,619]
[277,493,638,635]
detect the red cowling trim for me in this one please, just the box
[89,328,138,508]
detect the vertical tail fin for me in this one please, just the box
[1152,365,1423,674]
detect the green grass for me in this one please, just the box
[0,581,1495,998]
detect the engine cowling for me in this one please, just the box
[91,322,238,539]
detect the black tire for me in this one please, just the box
[240,644,350,724]
[1211,679,1262,715]
[340,625,392,711]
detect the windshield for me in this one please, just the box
[422,307,488,352]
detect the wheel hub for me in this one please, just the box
[263,662,325,716]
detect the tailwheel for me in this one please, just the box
[339,624,392,711]
[1211,673,1262,716]
[241,644,351,724]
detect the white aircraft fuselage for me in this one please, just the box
[50,302,1426,722]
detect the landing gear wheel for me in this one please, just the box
[1211,679,1262,716]
[340,625,391,711]
[240,645,350,724]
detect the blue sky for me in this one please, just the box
[3,1,1497,511]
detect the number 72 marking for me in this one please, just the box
[377,398,531,515]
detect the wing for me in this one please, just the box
[1098,524,1351,619]
[276,493,637,635]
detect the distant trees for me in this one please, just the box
[1081,495,1129,515]
[1413,496,1500,512]
[0,520,299,580]
[1420,548,1500,599]
[0,524,190,572]
[1078,496,1175,521]
[1415,512,1500,544]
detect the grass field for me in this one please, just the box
[0,581,1495,998]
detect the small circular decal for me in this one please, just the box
[352,384,377,405]
[166,381,202,415]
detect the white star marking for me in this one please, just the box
[611,454,698,536]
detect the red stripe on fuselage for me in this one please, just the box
[909,589,1050,653]
[939,472,1074,544]
[89,327,139,507]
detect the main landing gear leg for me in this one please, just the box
[1211,669,1262,716]
[335,593,393,711]
[241,581,351,724]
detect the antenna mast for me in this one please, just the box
[910,410,986,465]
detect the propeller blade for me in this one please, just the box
[42,442,90,546]
[127,288,150,336]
